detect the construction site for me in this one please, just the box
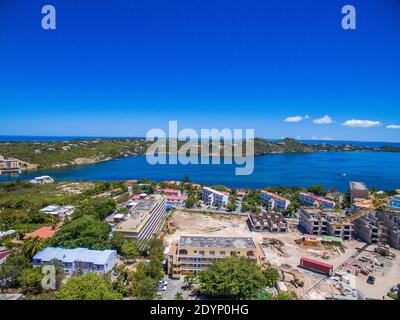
[164,208,400,300]
[247,212,288,232]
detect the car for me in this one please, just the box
[158,280,168,286]
[157,285,167,291]
[367,276,375,285]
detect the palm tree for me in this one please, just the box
[174,292,184,300]
[22,237,45,258]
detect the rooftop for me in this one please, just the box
[179,236,256,249]
[114,195,163,233]
[25,226,58,239]
[33,247,116,265]
[349,181,368,191]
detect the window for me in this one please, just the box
[199,250,205,255]
[209,251,215,255]
[220,251,225,256]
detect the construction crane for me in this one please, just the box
[332,199,388,228]
[332,198,395,257]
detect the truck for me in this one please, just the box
[299,257,333,276]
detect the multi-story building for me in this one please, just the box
[0,247,11,266]
[162,188,182,196]
[0,156,20,174]
[32,247,117,275]
[260,191,290,210]
[165,195,183,208]
[248,212,288,232]
[349,181,369,205]
[201,187,229,207]
[352,211,381,244]
[113,195,167,249]
[299,192,336,209]
[168,236,265,277]
[299,207,352,240]
[40,205,75,221]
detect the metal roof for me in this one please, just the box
[33,247,116,265]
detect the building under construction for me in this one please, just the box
[248,212,288,232]
[299,207,353,240]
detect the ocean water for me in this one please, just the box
[1,152,399,191]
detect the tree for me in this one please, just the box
[56,273,123,300]
[185,197,196,209]
[121,239,139,259]
[132,276,157,300]
[226,202,237,212]
[263,267,279,287]
[18,267,43,294]
[198,257,265,299]
[48,215,110,249]
[268,291,298,300]
[174,292,184,300]
[22,237,46,258]
[307,185,325,196]
[0,253,31,289]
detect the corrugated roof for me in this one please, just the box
[33,247,116,265]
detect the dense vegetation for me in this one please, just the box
[56,273,123,300]
[198,256,267,299]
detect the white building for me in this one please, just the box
[40,205,75,221]
[165,195,183,208]
[201,187,229,207]
[32,247,117,275]
[29,176,55,184]
[260,191,291,210]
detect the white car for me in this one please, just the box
[157,285,167,291]
[158,280,168,286]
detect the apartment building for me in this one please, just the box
[32,247,117,275]
[162,188,182,196]
[168,236,265,277]
[260,191,290,210]
[376,210,400,249]
[352,211,381,244]
[299,192,336,209]
[349,181,369,205]
[0,156,20,174]
[201,187,229,207]
[165,195,183,208]
[113,195,167,249]
[248,212,288,232]
[299,207,352,240]
[40,205,75,221]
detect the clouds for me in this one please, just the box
[342,119,381,128]
[386,124,400,129]
[313,115,333,124]
[311,136,333,141]
[284,116,304,123]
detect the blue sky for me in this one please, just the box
[0,0,399,141]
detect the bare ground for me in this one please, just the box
[164,210,400,300]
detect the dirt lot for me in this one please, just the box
[164,210,400,300]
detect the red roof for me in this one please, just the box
[165,195,183,200]
[300,256,333,268]
[25,226,58,239]
[300,192,335,205]
[163,188,181,194]
[261,191,289,202]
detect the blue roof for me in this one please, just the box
[33,247,116,265]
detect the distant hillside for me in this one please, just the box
[253,138,312,155]
[0,137,399,171]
